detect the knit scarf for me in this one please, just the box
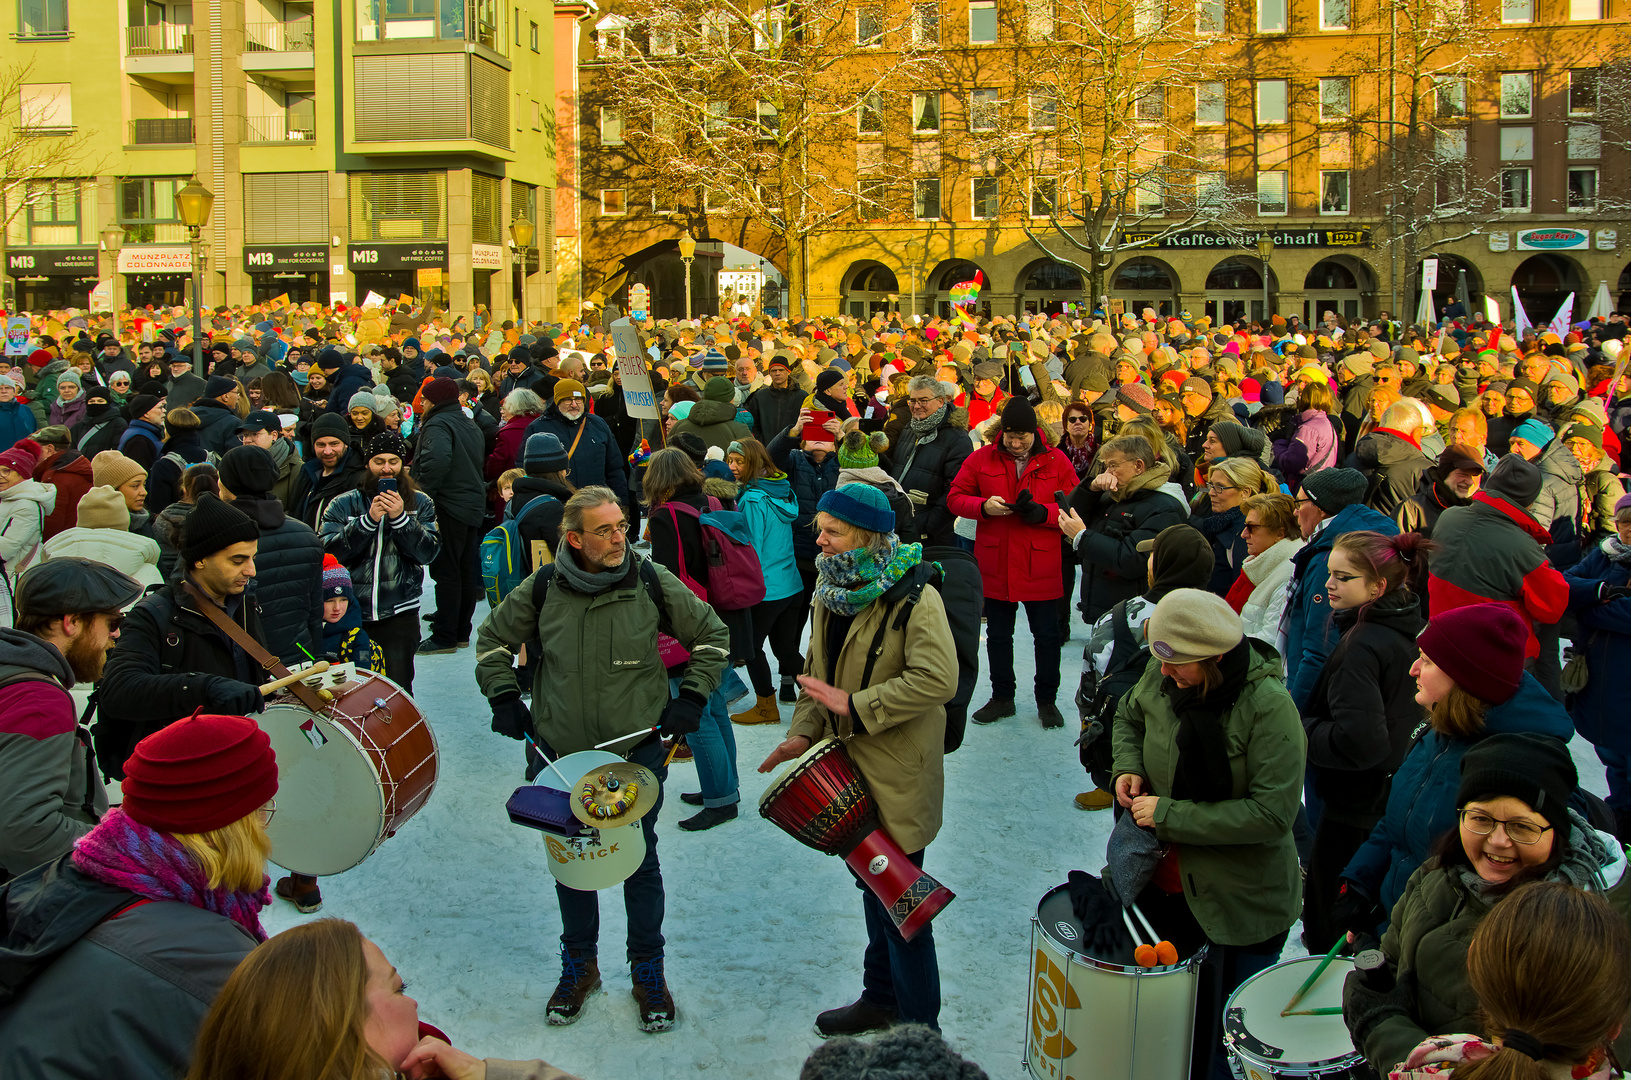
[814,538,922,617]
[908,403,949,446]
[1165,638,1251,803]
[554,546,631,594]
[71,807,270,941]
[1601,534,1631,565]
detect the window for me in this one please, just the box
[1320,171,1349,213]
[701,12,728,47]
[349,172,447,242]
[18,0,69,36]
[599,107,623,146]
[1258,0,1285,32]
[1196,81,1225,124]
[1257,170,1287,214]
[858,177,888,219]
[1501,0,1532,20]
[651,189,676,214]
[1197,171,1226,209]
[1568,167,1598,209]
[1500,125,1532,159]
[649,24,676,55]
[1031,177,1058,217]
[1436,173,1466,207]
[117,177,186,242]
[1256,80,1288,124]
[913,178,942,219]
[968,0,996,42]
[1435,128,1467,159]
[912,2,940,44]
[707,100,728,136]
[532,100,541,130]
[530,21,539,50]
[597,26,624,55]
[859,92,883,134]
[1134,0,1164,34]
[1500,73,1532,118]
[1321,0,1349,26]
[1135,179,1165,213]
[1500,168,1530,210]
[1196,0,1224,32]
[753,3,787,50]
[1027,0,1055,39]
[1029,87,1058,129]
[7,180,83,246]
[970,88,1000,131]
[857,6,882,44]
[18,83,72,132]
[1319,77,1350,120]
[1435,77,1467,118]
[757,100,779,138]
[704,187,727,212]
[972,177,999,219]
[1569,0,1601,18]
[600,189,626,215]
[1135,87,1164,121]
[1568,122,1600,158]
[913,92,941,133]
[1569,69,1598,114]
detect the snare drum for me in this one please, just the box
[1024,885,1207,1080]
[1223,956,1370,1080]
[256,672,437,876]
[532,750,648,892]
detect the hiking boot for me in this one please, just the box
[815,998,897,1039]
[416,638,457,655]
[972,698,1016,725]
[677,804,738,831]
[274,874,323,913]
[731,695,781,725]
[546,947,601,1026]
[680,791,705,806]
[631,956,676,1032]
[779,675,798,703]
[1038,702,1065,729]
[1075,790,1114,811]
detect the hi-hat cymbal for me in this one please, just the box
[570,762,659,827]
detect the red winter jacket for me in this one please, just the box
[1427,490,1569,657]
[964,389,1009,431]
[946,435,1078,602]
[33,449,93,540]
[487,412,538,480]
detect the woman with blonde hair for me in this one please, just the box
[0,712,278,1078]
[1190,455,1277,595]
[187,919,581,1080]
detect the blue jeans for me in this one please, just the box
[1597,745,1631,811]
[553,737,668,961]
[855,848,941,1029]
[670,676,739,808]
[720,666,750,704]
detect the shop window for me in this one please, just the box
[1320,170,1349,214]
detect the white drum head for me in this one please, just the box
[536,750,627,793]
[1225,956,1358,1072]
[544,820,647,890]
[757,735,839,810]
[258,704,386,876]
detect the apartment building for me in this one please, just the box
[5,0,560,319]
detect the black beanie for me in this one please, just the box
[670,431,708,466]
[126,393,161,421]
[181,492,261,564]
[364,430,410,461]
[204,375,237,399]
[218,445,279,498]
[999,396,1037,433]
[1457,732,1577,831]
[311,413,352,443]
[814,369,845,394]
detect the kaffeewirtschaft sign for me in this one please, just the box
[243,246,328,273]
[1118,228,1373,249]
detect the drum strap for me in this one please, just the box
[183,582,329,714]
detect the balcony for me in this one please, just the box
[244,115,316,143]
[129,117,195,145]
[125,22,192,54]
[243,19,315,72]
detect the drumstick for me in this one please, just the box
[1283,1007,1345,1016]
[1281,937,1346,1016]
[1122,910,1157,969]
[523,735,578,793]
[662,737,686,767]
[259,662,330,695]
[593,725,658,750]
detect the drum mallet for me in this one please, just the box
[1130,903,1179,966]
[1281,937,1346,1016]
[1122,910,1159,968]
[259,662,331,699]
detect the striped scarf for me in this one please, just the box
[814,538,923,617]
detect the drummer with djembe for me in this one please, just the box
[759,483,958,1038]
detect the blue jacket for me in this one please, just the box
[519,406,629,505]
[323,363,375,416]
[1283,502,1399,709]
[0,399,37,452]
[767,430,840,564]
[1340,672,1573,919]
[1564,542,1631,756]
[737,474,801,602]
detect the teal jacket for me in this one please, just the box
[737,475,801,603]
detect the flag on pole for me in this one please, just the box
[1509,287,1530,337]
[1485,295,1502,326]
[1548,293,1574,339]
[1415,286,1434,328]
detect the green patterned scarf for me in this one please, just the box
[814,538,923,617]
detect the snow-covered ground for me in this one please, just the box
[263,595,1608,1080]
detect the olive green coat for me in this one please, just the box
[473,554,729,756]
[1110,639,1306,946]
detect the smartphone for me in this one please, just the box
[800,410,836,443]
[377,478,398,494]
[1054,490,1070,508]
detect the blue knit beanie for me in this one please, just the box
[817,483,895,535]
[1509,418,1554,450]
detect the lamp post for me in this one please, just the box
[1255,234,1274,327]
[174,178,214,375]
[678,230,696,321]
[100,226,124,312]
[509,215,534,328]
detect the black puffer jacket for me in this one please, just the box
[768,430,841,565]
[191,398,244,456]
[413,402,486,527]
[885,410,973,546]
[744,384,806,443]
[1302,591,1427,820]
[233,494,324,665]
[288,448,367,530]
[1066,466,1188,623]
[323,362,375,416]
[509,475,573,560]
[1352,429,1434,517]
[320,486,442,621]
[146,432,211,517]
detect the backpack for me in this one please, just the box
[855,545,982,753]
[161,449,219,473]
[481,494,559,606]
[1073,599,1151,790]
[663,497,765,611]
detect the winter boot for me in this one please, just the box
[631,956,677,1032]
[546,947,601,1026]
[779,674,798,703]
[1074,790,1114,811]
[274,873,323,913]
[815,998,897,1038]
[678,804,738,831]
[1038,702,1065,729]
[972,698,1016,725]
[731,695,781,725]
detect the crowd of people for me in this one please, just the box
[0,294,1629,1079]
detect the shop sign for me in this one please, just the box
[1515,228,1589,251]
[347,243,449,270]
[243,245,328,273]
[1487,232,1511,252]
[1596,230,1618,250]
[117,247,192,273]
[471,243,504,270]
[1118,228,1371,249]
[5,248,98,275]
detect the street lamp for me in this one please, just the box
[100,226,124,312]
[1255,234,1274,327]
[174,178,214,375]
[509,215,534,327]
[678,230,696,321]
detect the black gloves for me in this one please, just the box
[1596,581,1631,602]
[1329,880,1386,939]
[1066,870,1132,957]
[206,677,265,715]
[1013,488,1049,525]
[659,689,707,738]
[490,691,532,741]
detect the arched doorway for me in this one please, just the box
[1304,257,1376,326]
[1617,261,1631,315]
[1418,253,1482,324]
[1017,259,1085,316]
[1205,258,1275,327]
[929,260,991,321]
[1512,254,1585,327]
[1111,257,1179,318]
[843,262,900,318]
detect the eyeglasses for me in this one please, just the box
[587,522,630,539]
[1460,808,1551,846]
[1067,415,1091,423]
[1207,482,1238,494]
[257,799,278,826]
[1296,496,1317,507]
[908,396,939,406]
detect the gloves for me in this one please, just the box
[1597,582,1631,602]
[1066,870,1132,957]
[489,691,531,741]
[659,689,707,738]
[1329,879,1386,938]
[1012,489,1049,525]
[205,677,265,715]
[1341,948,1412,1050]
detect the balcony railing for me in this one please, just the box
[244,115,316,143]
[245,19,314,51]
[129,117,195,145]
[125,22,193,54]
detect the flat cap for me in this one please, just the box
[16,558,144,618]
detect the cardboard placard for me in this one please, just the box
[611,318,660,419]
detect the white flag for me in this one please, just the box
[1509,287,1529,337]
[1549,293,1575,339]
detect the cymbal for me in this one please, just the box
[570,762,659,828]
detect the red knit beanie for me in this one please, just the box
[121,711,278,833]
[422,376,460,406]
[1416,602,1529,705]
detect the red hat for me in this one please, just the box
[422,376,460,406]
[121,711,278,833]
[0,441,39,478]
[1416,602,1529,704]
[1240,377,1262,403]
[27,348,52,368]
